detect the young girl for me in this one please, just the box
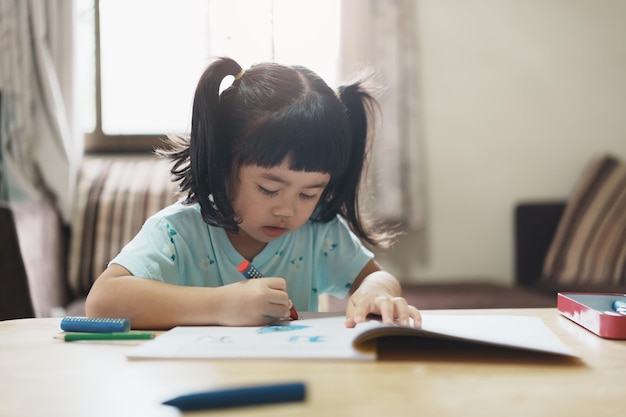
[86,57,421,329]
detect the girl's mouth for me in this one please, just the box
[263,225,287,238]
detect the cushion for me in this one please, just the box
[541,155,626,292]
[68,157,180,297]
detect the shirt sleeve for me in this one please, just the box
[109,215,179,282]
[314,216,374,299]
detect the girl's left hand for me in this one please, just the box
[345,291,422,328]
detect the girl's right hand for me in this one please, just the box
[215,278,292,326]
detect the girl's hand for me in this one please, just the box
[216,278,292,326]
[343,263,422,328]
[345,291,421,328]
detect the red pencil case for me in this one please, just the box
[557,292,626,339]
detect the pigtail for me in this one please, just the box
[335,80,395,248]
[158,57,243,231]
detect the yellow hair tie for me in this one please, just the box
[234,69,246,80]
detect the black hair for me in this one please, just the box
[159,57,391,247]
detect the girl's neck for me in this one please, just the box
[226,230,267,261]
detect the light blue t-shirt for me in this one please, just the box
[110,202,374,312]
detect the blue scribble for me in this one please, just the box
[308,335,326,343]
[287,335,327,343]
[257,324,310,334]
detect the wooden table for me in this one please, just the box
[1,309,624,417]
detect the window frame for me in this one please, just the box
[85,0,162,153]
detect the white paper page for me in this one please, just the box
[352,314,575,357]
[418,314,575,356]
[127,316,375,360]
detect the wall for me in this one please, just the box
[378,0,626,285]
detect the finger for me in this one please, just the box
[267,288,290,306]
[344,299,357,328]
[250,314,285,326]
[263,302,291,319]
[408,306,422,328]
[391,297,410,326]
[377,296,395,325]
[263,277,287,291]
[348,296,371,326]
[255,283,291,319]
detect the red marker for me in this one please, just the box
[238,260,299,320]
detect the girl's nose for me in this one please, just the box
[272,197,295,218]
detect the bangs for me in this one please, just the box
[235,100,351,177]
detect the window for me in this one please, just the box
[77,0,340,152]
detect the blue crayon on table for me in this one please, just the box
[60,316,131,333]
[163,381,306,411]
[238,260,299,320]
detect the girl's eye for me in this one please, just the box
[258,185,278,197]
[300,193,317,201]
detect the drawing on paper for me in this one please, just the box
[257,324,310,334]
[193,335,234,344]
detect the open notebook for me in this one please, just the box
[127,314,576,361]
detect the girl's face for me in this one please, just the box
[228,160,330,252]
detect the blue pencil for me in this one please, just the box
[163,382,306,411]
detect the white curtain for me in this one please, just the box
[340,0,424,230]
[0,0,81,223]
